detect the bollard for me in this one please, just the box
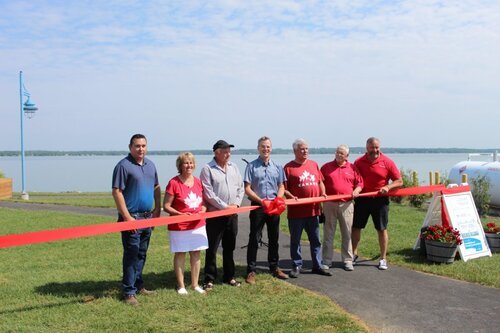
[434,172,440,185]
[412,171,418,186]
[429,171,433,186]
[461,173,468,183]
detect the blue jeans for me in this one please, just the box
[120,217,152,296]
[288,216,322,269]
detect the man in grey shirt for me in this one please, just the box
[200,140,244,289]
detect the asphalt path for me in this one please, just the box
[1,200,499,333]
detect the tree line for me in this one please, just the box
[0,148,498,157]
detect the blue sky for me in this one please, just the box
[1,0,499,151]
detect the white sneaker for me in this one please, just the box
[378,259,388,270]
[344,262,354,271]
[177,287,188,295]
[320,264,330,270]
[192,286,206,294]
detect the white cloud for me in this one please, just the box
[0,1,499,150]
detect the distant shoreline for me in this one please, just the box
[0,148,498,157]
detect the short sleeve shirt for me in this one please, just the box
[284,160,323,219]
[354,153,401,193]
[244,157,286,200]
[112,154,159,213]
[165,176,206,231]
[200,159,244,211]
[321,160,363,201]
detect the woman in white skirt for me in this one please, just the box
[164,152,208,295]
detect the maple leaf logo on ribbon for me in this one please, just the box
[184,191,202,209]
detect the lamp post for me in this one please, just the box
[19,71,38,200]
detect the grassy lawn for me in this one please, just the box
[9,192,116,208]
[281,204,500,288]
[0,207,368,333]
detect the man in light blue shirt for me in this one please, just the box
[200,140,244,289]
[244,136,289,284]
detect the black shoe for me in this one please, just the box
[203,281,214,291]
[289,266,301,278]
[353,254,359,266]
[312,268,332,276]
[226,279,241,287]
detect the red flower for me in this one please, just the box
[484,222,500,234]
[423,224,463,245]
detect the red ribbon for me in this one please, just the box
[0,184,466,249]
[285,185,447,206]
[262,197,286,215]
[0,206,254,249]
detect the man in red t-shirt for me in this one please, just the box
[353,137,403,270]
[284,139,331,278]
[320,144,363,272]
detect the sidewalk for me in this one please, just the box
[231,211,500,333]
[2,200,499,333]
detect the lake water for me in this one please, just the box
[0,153,487,192]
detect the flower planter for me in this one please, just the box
[425,239,458,263]
[0,178,13,200]
[485,233,500,254]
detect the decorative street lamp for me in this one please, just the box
[19,71,38,200]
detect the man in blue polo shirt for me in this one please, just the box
[112,134,161,305]
[244,136,289,284]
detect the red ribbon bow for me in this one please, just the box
[262,197,286,216]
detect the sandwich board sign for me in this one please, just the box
[416,185,491,262]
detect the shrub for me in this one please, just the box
[440,172,451,186]
[0,169,5,178]
[390,169,427,208]
[470,175,490,216]
[391,169,412,204]
[408,171,426,208]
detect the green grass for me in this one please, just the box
[7,192,499,288]
[281,204,500,288]
[0,208,368,333]
[9,192,115,208]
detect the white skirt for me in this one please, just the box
[169,225,209,253]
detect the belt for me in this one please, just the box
[130,211,153,218]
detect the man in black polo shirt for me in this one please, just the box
[112,134,161,305]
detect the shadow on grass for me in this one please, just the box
[0,299,83,315]
[391,247,428,264]
[35,279,120,299]
[34,271,178,300]
[2,271,178,315]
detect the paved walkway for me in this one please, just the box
[2,201,499,333]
